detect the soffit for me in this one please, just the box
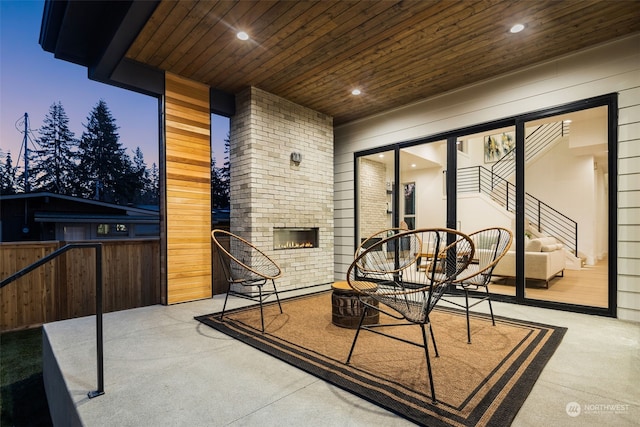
[127,0,640,125]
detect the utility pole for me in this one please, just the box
[22,112,30,236]
[23,112,30,192]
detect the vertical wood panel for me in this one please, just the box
[164,72,212,304]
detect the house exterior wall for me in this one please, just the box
[229,87,334,290]
[163,73,212,304]
[334,34,640,322]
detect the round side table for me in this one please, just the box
[331,281,379,329]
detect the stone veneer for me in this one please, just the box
[229,87,334,290]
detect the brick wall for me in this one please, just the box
[359,158,389,238]
[229,87,334,290]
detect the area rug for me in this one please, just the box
[195,292,566,427]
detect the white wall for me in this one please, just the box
[334,34,640,321]
[402,166,446,229]
[525,138,597,263]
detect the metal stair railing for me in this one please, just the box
[492,121,568,180]
[458,166,578,256]
[0,242,105,399]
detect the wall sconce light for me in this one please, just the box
[291,152,302,165]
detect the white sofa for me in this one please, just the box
[490,236,565,287]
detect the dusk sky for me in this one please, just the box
[1,0,229,173]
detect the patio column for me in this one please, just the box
[161,72,212,304]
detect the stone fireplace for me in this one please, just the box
[229,87,334,290]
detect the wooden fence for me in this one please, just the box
[1,233,233,331]
[1,239,161,332]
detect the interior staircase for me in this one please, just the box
[457,121,583,269]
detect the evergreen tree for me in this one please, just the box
[131,146,156,204]
[147,162,160,205]
[222,134,230,191]
[211,157,226,209]
[211,135,230,209]
[0,150,17,195]
[76,100,140,204]
[30,102,77,194]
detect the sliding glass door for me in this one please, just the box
[456,126,517,297]
[356,141,448,244]
[522,107,609,307]
[354,94,615,316]
[356,149,395,245]
[399,141,448,230]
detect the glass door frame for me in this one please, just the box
[513,94,617,316]
[354,93,617,317]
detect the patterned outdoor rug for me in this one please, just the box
[195,291,566,427]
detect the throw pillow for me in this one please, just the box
[526,238,543,252]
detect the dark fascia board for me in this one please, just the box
[210,88,236,117]
[39,0,235,117]
[39,0,65,53]
[40,1,132,67]
[88,1,160,84]
[1,192,159,215]
[33,212,159,224]
[108,58,165,98]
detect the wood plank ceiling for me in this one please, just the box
[126,0,640,125]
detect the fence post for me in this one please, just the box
[88,243,104,398]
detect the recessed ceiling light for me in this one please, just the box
[351,89,362,96]
[564,119,572,123]
[378,154,384,158]
[510,23,525,33]
[411,163,417,168]
[237,31,249,41]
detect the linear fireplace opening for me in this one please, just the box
[273,227,319,250]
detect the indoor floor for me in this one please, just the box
[489,257,609,308]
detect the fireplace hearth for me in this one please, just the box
[273,227,319,250]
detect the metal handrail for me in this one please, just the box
[0,243,105,399]
[492,121,567,179]
[458,166,578,256]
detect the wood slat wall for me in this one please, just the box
[127,1,640,125]
[0,240,161,332]
[163,72,212,304]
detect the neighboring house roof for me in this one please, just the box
[1,192,159,222]
[39,0,640,125]
[33,212,158,224]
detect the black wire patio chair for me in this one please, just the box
[442,227,513,343]
[345,228,475,403]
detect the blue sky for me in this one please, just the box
[1,0,229,171]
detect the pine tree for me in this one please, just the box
[0,150,17,195]
[211,134,230,209]
[30,102,77,194]
[131,146,153,204]
[76,100,140,204]
[211,156,226,209]
[147,162,160,205]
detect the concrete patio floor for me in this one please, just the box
[43,284,640,426]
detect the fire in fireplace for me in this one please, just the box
[273,227,319,250]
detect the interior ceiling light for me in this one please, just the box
[510,23,525,33]
[351,89,362,95]
[564,119,572,123]
[378,154,384,158]
[237,31,249,41]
